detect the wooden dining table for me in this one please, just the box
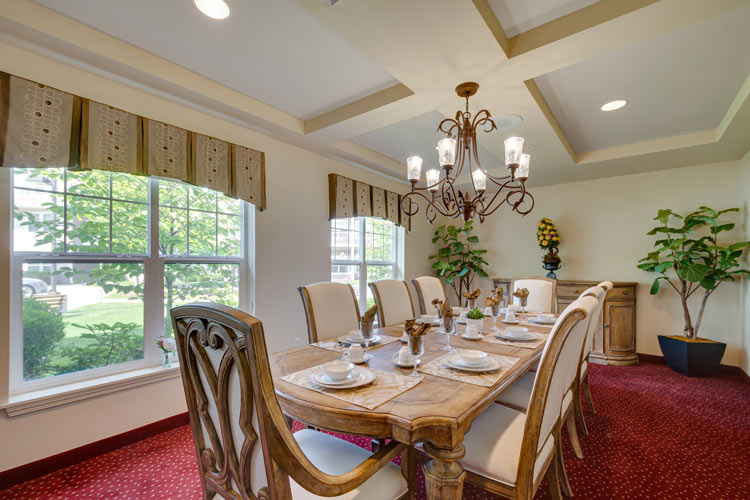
[270,316,553,500]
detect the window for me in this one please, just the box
[330,217,402,312]
[10,168,252,392]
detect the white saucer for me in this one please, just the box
[391,353,421,368]
[339,334,381,345]
[311,368,376,389]
[531,317,556,325]
[312,371,360,386]
[443,354,501,373]
[502,319,520,325]
[461,333,484,341]
[497,329,536,342]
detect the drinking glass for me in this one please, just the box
[490,304,501,333]
[441,315,456,351]
[467,298,477,310]
[360,321,374,361]
[407,334,425,378]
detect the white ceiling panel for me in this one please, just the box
[532,6,750,153]
[31,0,397,119]
[488,0,599,37]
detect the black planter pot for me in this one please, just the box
[657,335,726,377]
[542,259,561,279]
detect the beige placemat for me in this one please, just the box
[281,366,420,410]
[419,352,520,387]
[312,335,400,353]
[482,331,547,349]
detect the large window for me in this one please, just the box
[10,168,251,392]
[330,217,401,312]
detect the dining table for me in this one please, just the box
[270,314,555,500]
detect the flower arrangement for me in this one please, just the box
[537,217,561,278]
[157,336,177,368]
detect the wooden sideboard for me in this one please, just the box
[492,278,638,366]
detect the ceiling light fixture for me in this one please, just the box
[400,82,535,223]
[193,0,231,19]
[600,99,627,111]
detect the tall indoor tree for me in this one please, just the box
[429,220,489,306]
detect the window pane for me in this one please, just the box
[65,195,110,253]
[66,169,110,198]
[218,214,241,257]
[189,211,217,256]
[159,206,188,256]
[112,172,148,203]
[22,262,145,381]
[13,168,63,191]
[218,195,241,215]
[13,189,64,252]
[164,263,239,335]
[189,185,216,212]
[159,180,188,208]
[112,201,148,254]
[331,264,361,303]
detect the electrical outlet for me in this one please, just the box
[294,337,302,347]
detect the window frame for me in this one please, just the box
[8,169,253,395]
[330,217,404,313]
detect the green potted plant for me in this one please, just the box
[429,220,489,307]
[637,206,750,376]
[465,307,485,331]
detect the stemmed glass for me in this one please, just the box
[441,315,456,351]
[407,334,424,378]
[360,320,374,361]
[490,304,501,333]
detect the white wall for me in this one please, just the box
[740,150,750,376]
[471,161,745,367]
[0,46,437,472]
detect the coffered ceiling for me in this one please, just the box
[1,0,749,188]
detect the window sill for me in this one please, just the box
[1,365,182,417]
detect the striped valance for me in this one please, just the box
[328,173,410,231]
[0,72,265,209]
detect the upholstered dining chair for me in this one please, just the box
[459,297,594,500]
[368,280,415,327]
[411,276,446,315]
[491,295,598,497]
[298,282,360,343]
[171,303,412,500]
[510,277,557,313]
[598,280,613,292]
[578,284,609,417]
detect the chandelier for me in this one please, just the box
[400,82,534,223]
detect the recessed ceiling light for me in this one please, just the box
[601,100,628,111]
[193,0,231,19]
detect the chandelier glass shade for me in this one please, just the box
[400,82,535,223]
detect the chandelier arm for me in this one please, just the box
[437,117,460,136]
[471,109,498,134]
[402,190,454,218]
[440,180,460,217]
[452,134,467,179]
[509,187,535,216]
[471,177,520,216]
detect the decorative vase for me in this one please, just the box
[542,248,561,279]
[658,335,726,377]
[466,317,484,331]
[163,351,173,369]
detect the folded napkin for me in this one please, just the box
[513,288,530,300]
[491,287,504,303]
[360,305,377,325]
[463,289,481,300]
[404,319,430,337]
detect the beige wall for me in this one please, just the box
[740,150,750,375]
[0,45,437,471]
[471,161,745,366]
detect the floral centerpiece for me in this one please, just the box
[537,217,561,278]
[157,336,177,368]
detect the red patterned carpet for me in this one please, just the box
[2,360,749,500]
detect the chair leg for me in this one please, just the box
[565,410,584,459]
[400,446,416,500]
[554,428,573,497]
[572,384,589,437]
[582,372,596,414]
[546,451,563,500]
[371,438,387,453]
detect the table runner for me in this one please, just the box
[281,365,420,410]
[312,335,400,353]
[419,352,520,387]
[482,331,547,349]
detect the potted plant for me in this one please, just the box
[429,220,489,306]
[537,217,561,279]
[465,307,485,331]
[637,206,750,376]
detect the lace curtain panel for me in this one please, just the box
[0,72,266,209]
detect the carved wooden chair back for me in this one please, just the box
[411,276,447,315]
[597,281,613,292]
[510,277,557,313]
[513,297,594,496]
[172,303,404,500]
[368,279,415,326]
[298,282,360,343]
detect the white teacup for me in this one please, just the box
[322,360,354,381]
[397,346,415,365]
[505,307,517,322]
[345,345,366,363]
[464,325,481,338]
[458,349,488,367]
[420,314,436,323]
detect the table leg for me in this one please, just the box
[422,441,466,500]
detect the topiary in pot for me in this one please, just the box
[637,206,750,376]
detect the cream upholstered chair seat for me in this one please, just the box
[494,372,535,411]
[462,404,554,487]
[511,277,557,313]
[369,279,415,326]
[299,282,360,343]
[412,276,446,315]
[289,430,408,499]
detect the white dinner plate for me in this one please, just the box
[443,354,501,373]
[312,371,360,386]
[339,334,381,345]
[461,332,484,341]
[502,319,520,325]
[496,333,536,342]
[311,367,376,389]
[391,353,421,368]
[531,316,556,325]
